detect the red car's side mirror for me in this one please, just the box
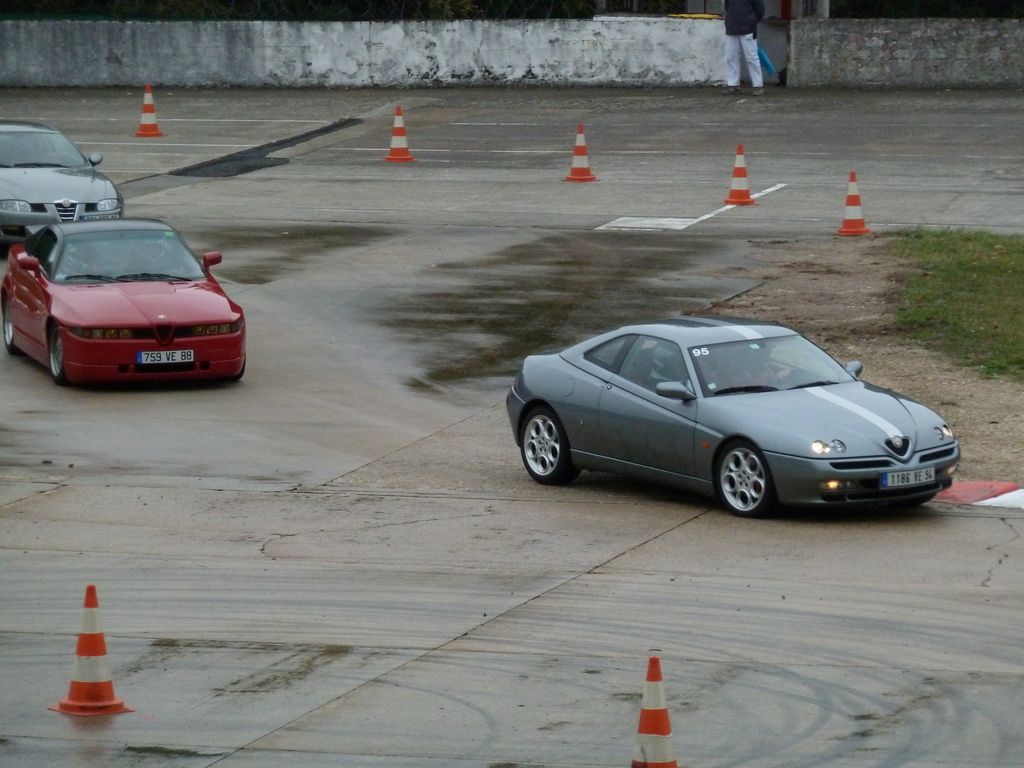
[202,252,223,269]
[17,254,40,274]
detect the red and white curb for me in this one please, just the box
[934,481,1024,508]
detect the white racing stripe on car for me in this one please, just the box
[698,318,765,340]
[807,387,902,438]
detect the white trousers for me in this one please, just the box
[725,33,763,88]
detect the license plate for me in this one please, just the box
[137,349,194,364]
[880,467,935,488]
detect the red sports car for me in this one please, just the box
[2,219,245,385]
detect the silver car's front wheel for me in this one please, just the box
[520,406,579,485]
[715,439,776,518]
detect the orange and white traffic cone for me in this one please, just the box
[723,144,755,205]
[837,171,871,235]
[384,106,415,162]
[134,85,164,138]
[631,656,677,768]
[564,124,597,182]
[49,585,134,716]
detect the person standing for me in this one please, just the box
[723,0,766,96]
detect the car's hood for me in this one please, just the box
[697,381,953,458]
[51,280,241,326]
[0,166,117,200]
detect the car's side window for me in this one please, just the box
[584,334,636,372]
[619,336,688,392]
[27,230,59,277]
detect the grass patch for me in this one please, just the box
[889,229,1024,381]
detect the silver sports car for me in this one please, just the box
[1,121,123,248]
[506,317,959,517]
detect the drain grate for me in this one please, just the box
[170,118,360,178]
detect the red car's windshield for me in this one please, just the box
[53,230,207,283]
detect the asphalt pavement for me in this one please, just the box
[2,85,1024,768]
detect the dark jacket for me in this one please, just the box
[724,0,765,37]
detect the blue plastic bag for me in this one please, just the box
[758,44,777,75]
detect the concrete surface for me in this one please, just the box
[1,87,1024,768]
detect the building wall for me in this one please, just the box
[1,17,1021,88]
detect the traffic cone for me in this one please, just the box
[564,124,597,182]
[631,656,677,768]
[384,106,415,162]
[723,144,755,205]
[134,85,164,138]
[837,171,871,235]
[49,585,134,716]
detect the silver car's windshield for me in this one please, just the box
[689,334,854,396]
[0,131,87,169]
[53,230,207,283]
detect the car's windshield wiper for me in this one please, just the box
[12,162,65,168]
[787,380,839,390]
[61,274,115,282]
[115,272,194,282]
[713,385,779,395]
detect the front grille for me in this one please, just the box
[153,324,175,345]
[830,459,893,470]
[920,446,957,463]
[55,202,79,221]
[886,436,912,457]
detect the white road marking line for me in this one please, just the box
[597,183,787,230]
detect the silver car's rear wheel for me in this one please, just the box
[715,439,776,518]
[48,324,69,386]
[520,406,579,485]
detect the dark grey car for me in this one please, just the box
[0,121,123,249]
[506,316,959,518]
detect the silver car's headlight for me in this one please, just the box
[935,424,954,439]
[0,199,32,213]
[812,439,847,455]
[95,198,122,212]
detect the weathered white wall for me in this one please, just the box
[0,18,722,88]
[1,17,1022,88]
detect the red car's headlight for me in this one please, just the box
[68,327,134,339]
[190,319,244,336]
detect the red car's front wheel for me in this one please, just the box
[47,324,69,386]
[2,294,21,355]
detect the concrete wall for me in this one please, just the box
[0,18,722,88]
[788,18,1024,88]
[1,17,1022,89]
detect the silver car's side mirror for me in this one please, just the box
[655,381,697,402]
[845,361,863,379]
[88,152,103,166]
